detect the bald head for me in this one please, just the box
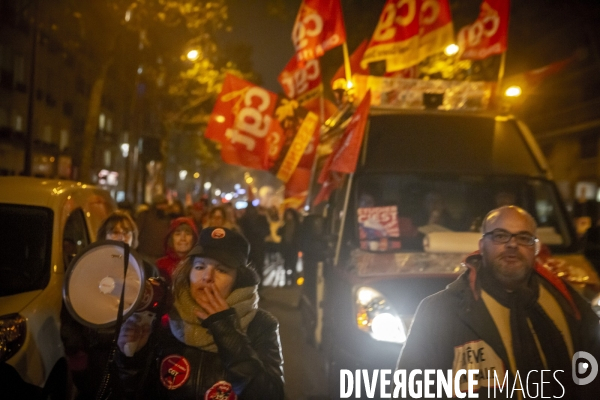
[479,206,538,290]
[481,206,537,235]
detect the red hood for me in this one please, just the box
[164,216,199,257]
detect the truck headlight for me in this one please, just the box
[0,314,26,363]
[591,293,600,318]
[355,286,406,343]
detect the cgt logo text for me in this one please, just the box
[339,352,598,399]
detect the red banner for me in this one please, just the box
[292,0,346,63]
[361,0,454,72]
[205,74,283,171]
[457,0,510,60]
[278,57,322,102]
[329,90,371,174]
[313,91,371,206]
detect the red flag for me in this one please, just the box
[292,0,346,63]
[457,0,510,60]
[313,170,344,206]
[361,0,454,72]
[313,91,371,206]
[330,39,370,87]
[205,74,283,171]
[278,57,322,101]
[522,56,574,87]
[329,90,371,174]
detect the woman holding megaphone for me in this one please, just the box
[116,227,285,400]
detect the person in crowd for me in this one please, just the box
[116,227,285,400]
[238,204,270,283]
[168,199,185,218]
[223,202,242,231]
[136,194,173,261]
[60,210,159,400]
[156,217,198,284]
[207,205,242,233]
[264,205,282,272]
[187,200,206,231]
[277,208,301,285]
[397,206,600,398]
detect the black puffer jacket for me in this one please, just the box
[118,308,284,400]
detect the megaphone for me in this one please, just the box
[63,240,145,329]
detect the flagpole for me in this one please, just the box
[497,50,507,98]
[334,173,353,266]
[303,91,325,212]
[343,42,352,84]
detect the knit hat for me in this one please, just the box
[188,227,249,269]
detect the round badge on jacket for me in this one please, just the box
[205,380,237,400]
[159,355,191,390]
[211,228,226,239]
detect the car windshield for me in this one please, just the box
[351,174,573,253]
[0,204,53,296]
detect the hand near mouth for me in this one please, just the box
[194,284,229,320]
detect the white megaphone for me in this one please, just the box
[63,240,145,330]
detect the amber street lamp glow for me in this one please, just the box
[187,49,200,61]
[444,44,459,56]
[505,85,522,97]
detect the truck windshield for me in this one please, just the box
[351,174,573,253]
[0,205,53,296]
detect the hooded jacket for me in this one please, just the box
[396,252,600,399]
[156,217,198,280]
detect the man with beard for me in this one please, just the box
[396,206,600,399]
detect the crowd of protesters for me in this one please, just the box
[61,193,305,400]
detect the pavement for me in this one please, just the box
[259,282,330,400]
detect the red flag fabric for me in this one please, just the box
[205,74,283,171]
[522,56,574,87]
[292,0,346,63]
[361,0,454,72]
[313,91,371,206]
[278,57,322,101]
[329,90,371,174]
[330,39,370,87]
[457,0,510,60]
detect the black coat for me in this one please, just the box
[118,308,284,400]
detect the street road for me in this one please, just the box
[260,266,330,400]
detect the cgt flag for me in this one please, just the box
[278,56,322,104]
[205,74,283,171]
[457,0,510,60]
[292,0,346,63]
[361,0,454,72]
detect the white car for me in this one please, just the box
[0,177,115,399]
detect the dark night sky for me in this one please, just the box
[219,0,600,94]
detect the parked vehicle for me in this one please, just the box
[0,177,115,398]
[301,109,600,399]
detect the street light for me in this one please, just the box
[505,85,522,98]
[444,44,459,56]
[187,49,200,61]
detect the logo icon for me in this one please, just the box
[572,351,598,385]
[211,228,226,239]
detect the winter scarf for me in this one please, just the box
[168,286,258,353]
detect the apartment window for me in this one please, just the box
[98,113,106,131]
[59,129,69,151]
[0,107,8,127]
[103,149,111,167]
[13,55,24,84]
[580,133,599,159]
[106,117,113,133]
[14,114,23,132]
[42,125,52,143]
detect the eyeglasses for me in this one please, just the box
[107,230,133,240]
[482,228,538,246]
